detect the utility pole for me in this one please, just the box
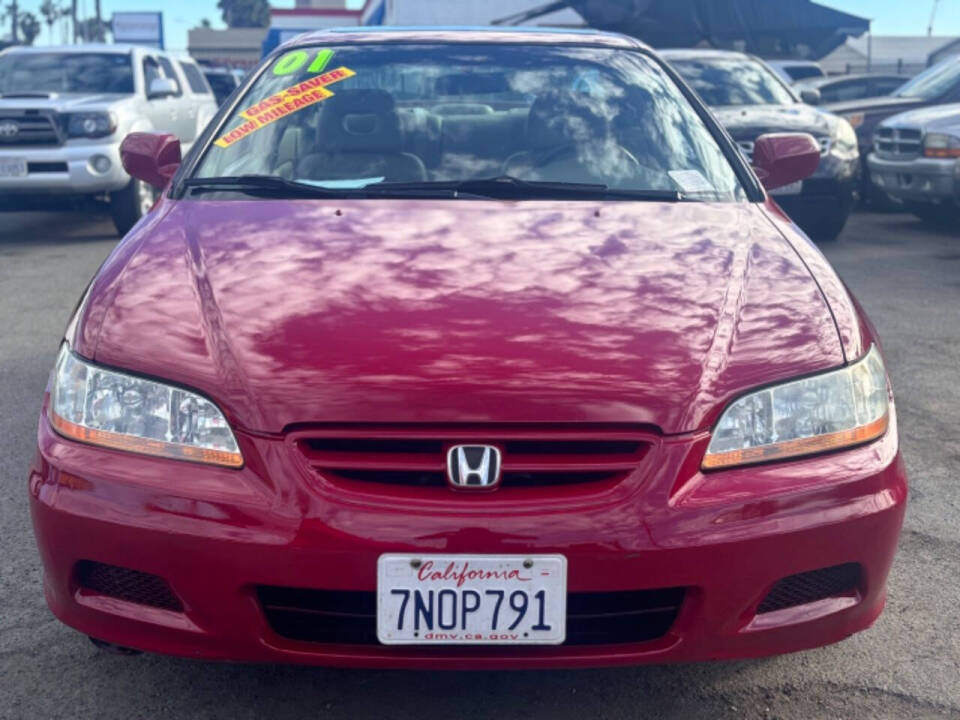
[94,0,101,39]
[928,0,940,36]
[71,0,76,42]
[11,0,19,43]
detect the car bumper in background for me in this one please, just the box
[0,141,129,196]
[867,154,960,203]
[30,402,907,669]
[774,177,857,226]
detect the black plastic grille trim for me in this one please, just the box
[258,586,684,646]
[757,563,861,614]
[76,560,183,611]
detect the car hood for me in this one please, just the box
[83,199,844,434]
[711,103,835,139]
[0,93,130,111]
[824,95,919,116]
[879,102,960,132]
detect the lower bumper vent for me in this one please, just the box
[757,563,861,614]
[76,560,183,612]
[258,586,685,646]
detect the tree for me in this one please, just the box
[200,17,211,28]
[77,17,107,41]
[19,10,39,44]
[39,0,66,44]
[2,0,19,42]
[217,0,268,28]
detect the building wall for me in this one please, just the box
[187,27,268,67]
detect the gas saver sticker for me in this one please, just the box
[214,66,356,149]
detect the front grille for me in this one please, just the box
[0,111,62,147]
[27,161,67,173]
[258,586,685,646]
[757,563,861,614]
[875,126,922,158]
[76,560,183,611]
[294,426,652,491]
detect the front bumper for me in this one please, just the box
[30,406,907,669]
[867,153,960,202]
[0,140,129,196]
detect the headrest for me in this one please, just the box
[318,89,403,153]
[432,103,495,116]
[527,91,609,151]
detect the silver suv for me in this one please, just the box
[867,103,960,224]
[0,44,218,234]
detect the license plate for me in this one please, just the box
[770,180,802,195]
[377,554,566,645]
[0,158,27,178]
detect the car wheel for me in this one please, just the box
[804,208,850,242]
[109,178,156,237]
[905,201,957,227]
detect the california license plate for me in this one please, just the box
[770,180,803,195]
[377,554,566,645]
[0,158,27,178]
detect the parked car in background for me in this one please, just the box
[30,27,906,668]
[867,103,960,223]
[825,55,960,204]
[795,73,908,104]
[662,49,859,240]
[767,59,826,83]
[202,66,242,106]
[0,44,218,235]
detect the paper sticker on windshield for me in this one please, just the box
[668,170,714,194]
[214,66,356,149]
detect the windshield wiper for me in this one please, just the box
[181,175,359,198]
[373,176,684,201]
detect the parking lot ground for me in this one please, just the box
[1,209,958,720]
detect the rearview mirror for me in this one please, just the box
[120,132,181,190]
[799,88,821,105]
[752,133,820,192]
[147,77,178,100]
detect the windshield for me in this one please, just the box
[670,57,797,107]
[894,57,960,100]
[192,43,746,201]
[0,52,134,95]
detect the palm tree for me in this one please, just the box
[39,0,65,44]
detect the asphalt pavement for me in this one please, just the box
[1,208,958,720]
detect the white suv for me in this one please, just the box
[0,44,218,234]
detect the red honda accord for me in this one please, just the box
[29,28,906,668]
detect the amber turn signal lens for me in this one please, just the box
[50,412,244,468]
[702,413,889,470]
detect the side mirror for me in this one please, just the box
[799,87,821,105]
[120,132,181,190]
[752,133,820,191]
[147,77,178,100]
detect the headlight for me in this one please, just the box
[923,132,960,158]
[65,112,117,139]
[703,346,889,470]
[832,117,858,150]
[49,345,242,468]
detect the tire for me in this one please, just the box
[804,208,850,242]
[109,178,156,236]
[905,201,957,227]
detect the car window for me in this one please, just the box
[192,44,747,202]
[895,57,960,100]
[204,72,238,104]
[180,61,212,95]
[820,80,864,103]
[785,65,824,81]
[157,56,183,96]
[670,57,796,107]
[143,56,162,94]
[873,77,906,96]
[0,52,134,94]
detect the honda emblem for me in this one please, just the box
[447,445,502,489]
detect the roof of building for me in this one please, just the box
[841,35,960,63]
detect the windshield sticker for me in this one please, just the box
[214,66,356,149]
[273,48,335,76]
[668,169,715,194]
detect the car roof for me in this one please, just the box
[658,48,751,62]
[795,73,907,88]
[1,43,143,54]
[765,59,822,68]
[286,26,649,52]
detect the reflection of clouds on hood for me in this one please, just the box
[92,199,843,432]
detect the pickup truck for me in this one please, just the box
[0,44,217,234]
[867,103,959,223]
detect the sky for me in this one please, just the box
[5,0,960,54]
